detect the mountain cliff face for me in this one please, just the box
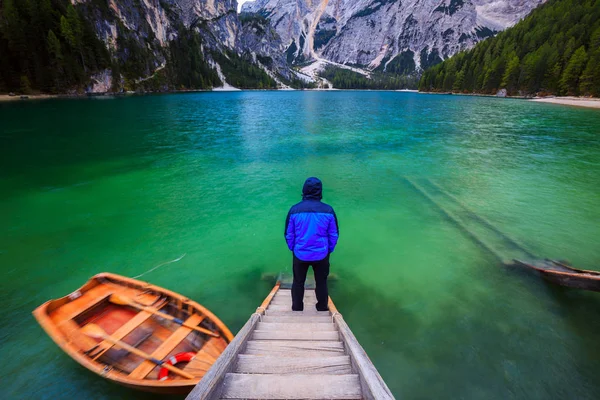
[77,0,290,90]
[0,0,291,93]
[241,0,546,73]
[0,0,547,93]
[86,0,240,54]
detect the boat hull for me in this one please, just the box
[511,260,600,292]
[33,272,233,394]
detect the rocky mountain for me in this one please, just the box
[0,0,295,93]
[241,0,546,73]
[80,0,299,89]
[0,0,547,93]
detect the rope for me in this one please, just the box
[132,253,187,279]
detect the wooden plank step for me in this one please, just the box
[268,304,327,312]
[235,355,352,374]
[271,298,316,303]
[244,340,346,357]
[252,330,339,341]
[272,295,315,301]
[274,290,315,298]
[273,292,314,298]
[266,309,330,316]
[128,313,205,379]
[256,322,336,332]
[271,296,317,302]
[261,315,332,323]
[270,300,317,307]
[220,373,362,399]
[266,310,330,317]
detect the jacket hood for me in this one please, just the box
[302,177,322,200]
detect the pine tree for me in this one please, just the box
[419,0,600,96]
[453,68,465,91]
[20,75,32,94]
[579,26,600,96]
[501,53,520,93]
[47,29,63,91]
[66,5,83,49]
[60,16,75,49]
[560,46,588,95]
[47,30,63,61]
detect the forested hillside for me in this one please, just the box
[0,0,282,93]
[419,0,600,97]
[319,67,419,90]
[0,0,110,93]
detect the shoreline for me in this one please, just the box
[2,92,599,109]
[529,96,600,109]
[0,89,416,101]
[0,94,59,102]
[418,91,600,109]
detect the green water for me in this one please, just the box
[1,92,599,399]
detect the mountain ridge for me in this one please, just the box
[241,0,546,74]
[1,0,549,93]
[0,0,296,94]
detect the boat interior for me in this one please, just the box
[42,275,229,382]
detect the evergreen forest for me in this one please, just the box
[320,67,419,90]
[0,0,278,93]
[0,0,110,93]
[419,0,600,96]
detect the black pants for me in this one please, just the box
[292,254,330,311]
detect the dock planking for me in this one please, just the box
[186,283,394,400]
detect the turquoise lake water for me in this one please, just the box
[1,91,599,399]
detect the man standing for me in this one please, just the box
[285,177,339,311]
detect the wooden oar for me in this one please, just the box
[81,324,195,379]
[109,294,220,338]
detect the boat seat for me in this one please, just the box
[181,351,215,377]
[200,337,229,360]
[99,328,153,365]
[128,313,205,380]
[89,309,158,360]
[57,319,98,352]
[52,284,113,323]
[52,282,160,324]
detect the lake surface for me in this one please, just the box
[1,91,599,399]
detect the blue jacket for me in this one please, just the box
[285,177,339,261]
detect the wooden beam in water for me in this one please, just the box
[427,179,537,259]
[405,177,506,261]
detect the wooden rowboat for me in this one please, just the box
[511,259,600,292]
[33,273,233,394]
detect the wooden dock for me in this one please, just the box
[186,280,394,399]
